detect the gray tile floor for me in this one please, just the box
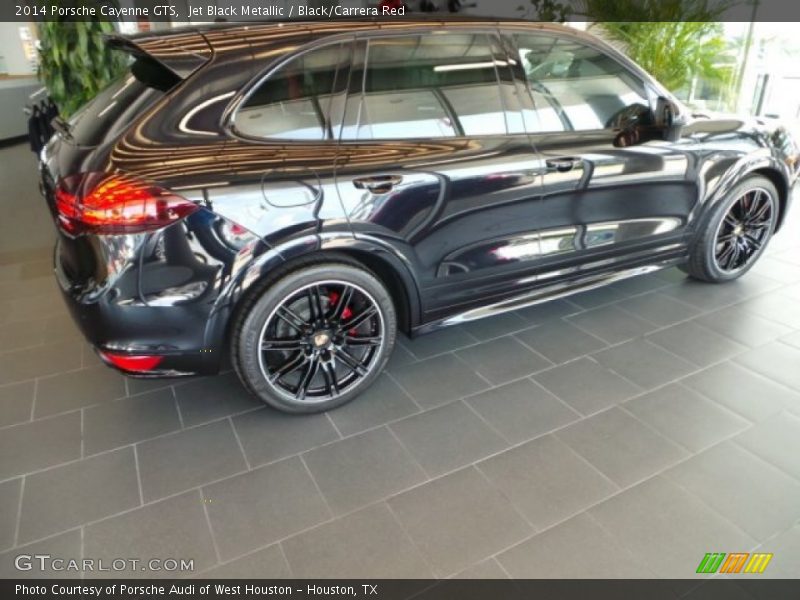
[2,141,800,580]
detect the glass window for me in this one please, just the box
[68,55,177,147]
[344,33,508,140]
[234,42,351,140]
[513,34,651,133]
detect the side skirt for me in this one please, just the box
[412,254,685,336]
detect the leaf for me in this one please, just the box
[36,18,127,117]
[77,22,88,56]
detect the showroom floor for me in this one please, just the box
[2,141,800,587]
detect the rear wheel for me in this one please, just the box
[232,263,396,413]
[682,176,778,282]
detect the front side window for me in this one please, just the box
[233,41,352,140]
[344,33,509,140]
[513,34,651,133]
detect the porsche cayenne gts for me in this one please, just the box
[40,19,798,413]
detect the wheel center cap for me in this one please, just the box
[733,224,744,236]
[312,331,331,348]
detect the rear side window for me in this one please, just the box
[233,41,352,141]
[513,34,650,133]
[342,33,509,140]
[68,55,177,147]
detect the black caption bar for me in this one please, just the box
[3,0,800,22]
[4,579,800,600]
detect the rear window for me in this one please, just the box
[67,55,179,147]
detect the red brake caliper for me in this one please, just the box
[328,291,355,333]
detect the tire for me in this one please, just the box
[681,176,779,283]
[232,262,397,413]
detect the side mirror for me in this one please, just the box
[655,97,674,129]
[655,96,683,141]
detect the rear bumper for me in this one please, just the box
[57,281,222,377]
[53,221,231,377]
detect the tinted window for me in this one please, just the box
[68,55,176,147]
[513,34,650,132]
[344,34,508,140]
[234,42,352,140]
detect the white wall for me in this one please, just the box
[0,23,37,76]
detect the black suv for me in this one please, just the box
[41,19,798,413]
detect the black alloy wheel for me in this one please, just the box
[713,187,775,273]
[233,263,397,413]
[682,176,778,283]
[259,281,384,402]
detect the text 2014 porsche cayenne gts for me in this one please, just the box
[41,19,798,413]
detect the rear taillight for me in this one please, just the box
[54,171,198,235]
[98,350,164,373]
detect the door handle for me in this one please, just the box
[353,175,403,194]
[545,157,579,173]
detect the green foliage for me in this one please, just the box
[579,0,736,93]
[37,19,127,116]
[598,22,730,91]
[521,0,572,22]
[578,0,733,22]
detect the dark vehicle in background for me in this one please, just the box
[40,19,799,413]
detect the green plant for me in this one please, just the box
[594,21,731,91]
[579,0,736,93]
[518,0,572,22]
[37,19,127,116]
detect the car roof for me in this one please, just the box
[121,18,585,54]
[111,19,648,89]
[125,16,557,40]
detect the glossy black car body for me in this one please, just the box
[41,19,798,398]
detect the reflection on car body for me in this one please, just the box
[40,18,798,413]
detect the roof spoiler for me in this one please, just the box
[104,30,213,79]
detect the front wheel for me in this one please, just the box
[681,176,779,282]
[232,263,397,413]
